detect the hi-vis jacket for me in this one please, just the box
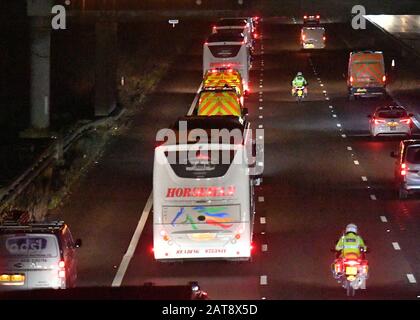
[335,232,367,256]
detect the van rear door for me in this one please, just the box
[0,234,62,290]
[349,53,385,88]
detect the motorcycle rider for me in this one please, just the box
[333,223,368,289]
[291,72,308,96]
[335,223,367,259]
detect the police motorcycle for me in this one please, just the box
[331,247,369,296]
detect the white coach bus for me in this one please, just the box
[153,116,256,261]
[203,33,251,94]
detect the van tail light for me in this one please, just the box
[58,260,65,278]
[401,163,407,176]
[400,118,411,125]
[374,119,386,124]
[382,75,386,82]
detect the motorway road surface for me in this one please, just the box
[51,15,420,299]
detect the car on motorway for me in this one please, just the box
[347,51,386,100]
[368,106,413,138]
[303,14,321,26]
[0,220,82,291]
[391,140,420,199]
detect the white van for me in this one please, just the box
[203,33,251,93]
[0,221,82,290]
[301,26,326,49]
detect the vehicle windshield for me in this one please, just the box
[0,234,59,258]
[406,146,420,164]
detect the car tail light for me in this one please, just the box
[400,118,411,125]
[382,75,386,82]
[374,119,386,124]
[316,15,320,19]
[304,15,308,19]
[401,163,407,176]
[323,36,326,41]
[350,76,354,83]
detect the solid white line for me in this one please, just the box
[380,216,388,222]
[260,275,268,285]
[361,176,368,181]
[370,194,377,200]
[112,193,153,287]
[260,217,266,224]
[392,242,401,250]
[407,274,417,283]
[258,196,265,202]
[354,160,359,165]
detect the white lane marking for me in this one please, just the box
[354,160,359,165]
[112,193,153,287]
[258,196,264,202]
[259,124,263,128]
[380,216,388,222]
[392,242,401,250]
[261,231,266,235]
[317,77,320,80]
[113,83,203,286]
[342,134,347,138]
[329,105,333,109]
[259,115,263,119]
[259,91,263,95]
[261,297,267,300]
[337,123,342,127]
[260,217,266,224]
[361,176,368,181]
[332,114,337,118]
[370,194,377,201]
[320,83,324,87]
[260,275,268,285]
[326,97,330,100]
[262,244,268,252]
[322,90,327,94]
[407,274,417,284]
[259,98,263,102]
[259,106,263,110]
[260,85,263,88]
[347,146,352,150]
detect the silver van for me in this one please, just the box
[391,140,420,199]
[0,221,82,290]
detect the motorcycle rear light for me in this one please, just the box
[323,36,326,41]
[350,76,354,83]
[344,259,359,266]
[334,263,342,273]
[382,75,386,82]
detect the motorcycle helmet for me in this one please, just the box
[297,71,303,76]
[345,223,358,234]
